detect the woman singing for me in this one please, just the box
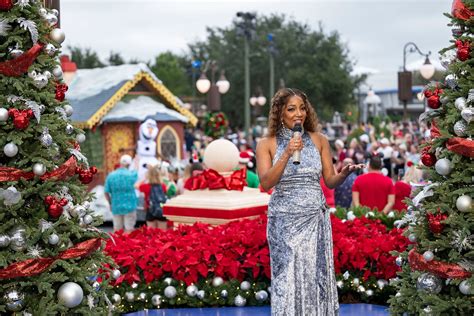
[256,88,363,315]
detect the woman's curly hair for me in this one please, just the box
[267,88,318,137]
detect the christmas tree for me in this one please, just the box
[0,1,116,314]
[389,0,474,314]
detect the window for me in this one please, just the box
[158,126,180,160]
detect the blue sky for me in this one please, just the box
[61,0,452,90]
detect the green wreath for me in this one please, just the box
[204,112,229,139]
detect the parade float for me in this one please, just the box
[163,139,270,225]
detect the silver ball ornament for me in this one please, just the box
[357,285,366,292]
[9,234,26,251]
[234,294,246,307]
[454,97,467,110]
[435,158,452,176]
[83,214,93,225]
[395,256,403,266]
[39,8,47,16]
[186,285,198,297]
[456,195,472,212]
[46,14,58,27]
[51,9,59,16]
[50,28,65,44]
[416,273,443,294]
[111,293,121,305]
[255,290,268,301]
[164,277,173,285]
[48,233,60,245]
[4,143,19,157]
[44,43,56,56]
[52,66,63,79]
[138,292,146,301]
[366,289,374,296]
[111,269,121,280]
[423,306,433,315]
[125,291,134,302]
[459,280,472,295]
[33,163,46,176]
[408,234,417,243]
[4,289,25,312]
[212,276,224,287]
[240,281,251,290]
[151,294,161,306]
[57,282,84,308]
[63,104,73,117]
[461,107,474,123]
[76,133,86,143]
[423,251,434,262]
[220,289,228,298]
[164,286,177,298]
[453,120,468,137]
[0,108,8,121]
[353,278,360,286]
[40,133,53,147]
[71,205,86,218]
[0,235,11,247]
[377,279,388,290]
[9,48,23,58]
[197,290,205,299]
[65,124,74,135]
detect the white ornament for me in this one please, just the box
[76,134,86,143]
[343,271,350,280]
[45,14,58,27]
[459,280,472,295]
[366,289,374,296]
[164,277,173,285]
[234,294,246,307]
[0,108,8,121]
[33,163,46,176]
[186,285,198,297]
[346,211,356,221]
[353,278,360,286]
[387,211,395,218]
[164,286,177,298]
[212,276,224,287]
[44,43,56,56]
[82,214,93,225]
[461,107,474,123]
[4,143,18,157]
[357,285,366,292]
[220,289,228,298]
[329,207,337,213]
[423,251,434,261]
[111,269,121,280]
[454,97,467,110]
[197,290,205,299]
[48,233,59,245]
[57,282,84,308]
[203,139,239,172]
[435,158,452,176]
[151,294,161,306]
[124,292,134,302]
[63,104,73,117]
[52,66,63,79]
[111,293,121,305]
[138,292,146,301]
[50,28,65,44]
[255,290,268,301]
[240,281,251,290]
[336,280,344,288]
[456,195,472,212]
[377,279,388,290]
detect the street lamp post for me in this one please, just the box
[363,88,381,123]
[196,61,230,112]
[398,42,436,120]
[249,88,267,118]
[267,33,276,101]
[236,11,256,138]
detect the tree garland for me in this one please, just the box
[204,112,228,139]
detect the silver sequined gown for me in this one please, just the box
[267,127,339,316]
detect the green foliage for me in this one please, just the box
[68,45,106,69]
[0,2,115,314]
[188,14,361,126]
[108,51,126,66]
[148,51,193,97]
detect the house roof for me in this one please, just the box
[102,95,189,123]
[68,63,197,128]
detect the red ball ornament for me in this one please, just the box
[0,0,13,11]
[48,203,63,218]
[427,95,441,109]
[457,47,470,61]
[427,212,448,234]
[421,152,437,167]
[44,195,55,205]
[79,171,93,184]
[424,90,433,98]
[59,198,68,206]
[90,166,98,174]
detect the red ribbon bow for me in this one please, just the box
[0,238,102,279]
[452,0,473,21]
[184,168,247,191]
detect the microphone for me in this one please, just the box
[292,123,302,165]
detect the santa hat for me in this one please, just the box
[239,151,254,169]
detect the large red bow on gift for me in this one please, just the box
[184,168,247,191]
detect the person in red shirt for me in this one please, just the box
[352,155,395,213]
[135,165,168,229]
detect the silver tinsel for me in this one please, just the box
[416,273,443,294]
[0,18,12,36]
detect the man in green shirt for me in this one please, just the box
[238,151,260,188]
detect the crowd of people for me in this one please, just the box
[103,117,428,233]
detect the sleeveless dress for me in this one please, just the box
[267,127,339,316]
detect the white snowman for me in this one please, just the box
[134,118,160,181]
